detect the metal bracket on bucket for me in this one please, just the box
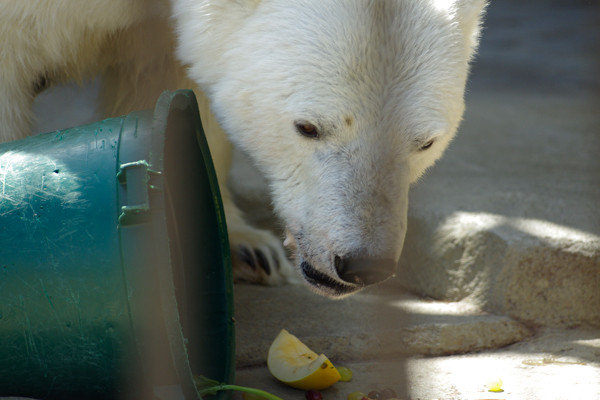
[117,160,162,226]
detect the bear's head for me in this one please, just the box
[174,0,487,297]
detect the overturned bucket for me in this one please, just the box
[0,90,235,399]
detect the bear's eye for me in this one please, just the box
[419,139,434,151]
[295,121,319,139]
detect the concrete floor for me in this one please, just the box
[232,283,600,400]
[3,0,599,399]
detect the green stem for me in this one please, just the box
[194,375,284,400]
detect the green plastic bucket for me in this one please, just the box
[0,90,235,399]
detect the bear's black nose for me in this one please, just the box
[334,256,397,286]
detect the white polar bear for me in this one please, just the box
[0,0,486,298]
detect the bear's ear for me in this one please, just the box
[454,0,488,60]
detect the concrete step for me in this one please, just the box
[399,201,600,328]
[234,283,531,368]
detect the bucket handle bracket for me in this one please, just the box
[117,160,161,226]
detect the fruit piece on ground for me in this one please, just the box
[267,329,341,390]
[487,378,504,392]
[305,389,323,400]
[347,391,367,400]
[336,366,353,382]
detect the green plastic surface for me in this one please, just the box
[0,90,235,399]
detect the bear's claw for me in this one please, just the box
[229,226,298,286]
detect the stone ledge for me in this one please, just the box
[234,284,532,368]
[399,211,600,328]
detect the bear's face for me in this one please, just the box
[174,0,486,297]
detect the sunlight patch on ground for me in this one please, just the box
[438,211,600,243]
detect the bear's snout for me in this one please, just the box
[335,256,397,286]
[299,255,398,298]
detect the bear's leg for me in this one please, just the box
[196,92,298,286]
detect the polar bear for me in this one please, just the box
[0,0,486,298]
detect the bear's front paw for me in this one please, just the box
[228,225,298,286]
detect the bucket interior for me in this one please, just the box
[158,91,235,398]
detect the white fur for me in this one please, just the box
[0,0,486,297]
